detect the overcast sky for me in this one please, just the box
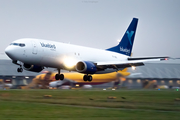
[0,0,180,59]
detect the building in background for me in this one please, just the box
[0,60,180,89]
[126,62,180,89]
[0,60,38,88]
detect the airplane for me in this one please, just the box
[0,79,12,89]
[5,18,169,82]
[26,68,130,89]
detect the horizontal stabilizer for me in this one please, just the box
[128,57,169,61]
[96,56,169,69]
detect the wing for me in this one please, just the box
[96,57,169,69]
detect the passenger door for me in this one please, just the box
[31,41,38,54]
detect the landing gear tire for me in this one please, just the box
[55,74,60,80]
[55,74,64,80]
[55,69,64,80]
[59,74,64,80]
[83,75,88,81]
[88,76,92,82]
[17,68,23,72]
[83,75,92,82]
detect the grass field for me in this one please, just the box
[0,89,180,120]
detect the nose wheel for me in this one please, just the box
[55,69,64,80]
[17,64,23,73]
[13,61,23,73]
[17,67,23,72]
[83,75,92,82]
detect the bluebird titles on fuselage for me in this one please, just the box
[40,42,56,49]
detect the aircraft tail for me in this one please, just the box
[106,18,138,56]
[117,68,130,77]
[121,68,128,72]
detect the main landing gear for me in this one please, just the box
[83,74,92,82]
[55,69,64,80]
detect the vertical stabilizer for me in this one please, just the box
[106,18,138,56]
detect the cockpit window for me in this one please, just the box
[19,43,25,47]
[10,43,25,47]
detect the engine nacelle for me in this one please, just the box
[75,61,97,74]
[23,63,44,72]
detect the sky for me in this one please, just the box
[0,0,180,59]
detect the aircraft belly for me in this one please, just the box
[41,56,62,68]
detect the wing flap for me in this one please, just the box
[115,62,144,68]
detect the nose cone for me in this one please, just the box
[5,46,16,60]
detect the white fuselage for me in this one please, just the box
[5,38,128,73]
[5,18,167,77]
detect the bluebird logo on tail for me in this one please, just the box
[126,31,134,45]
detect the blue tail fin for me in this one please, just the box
[106,18,138,56]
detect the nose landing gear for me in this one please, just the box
[12,60,23,73]
[55,69,64,80]
[17,67,23,72]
